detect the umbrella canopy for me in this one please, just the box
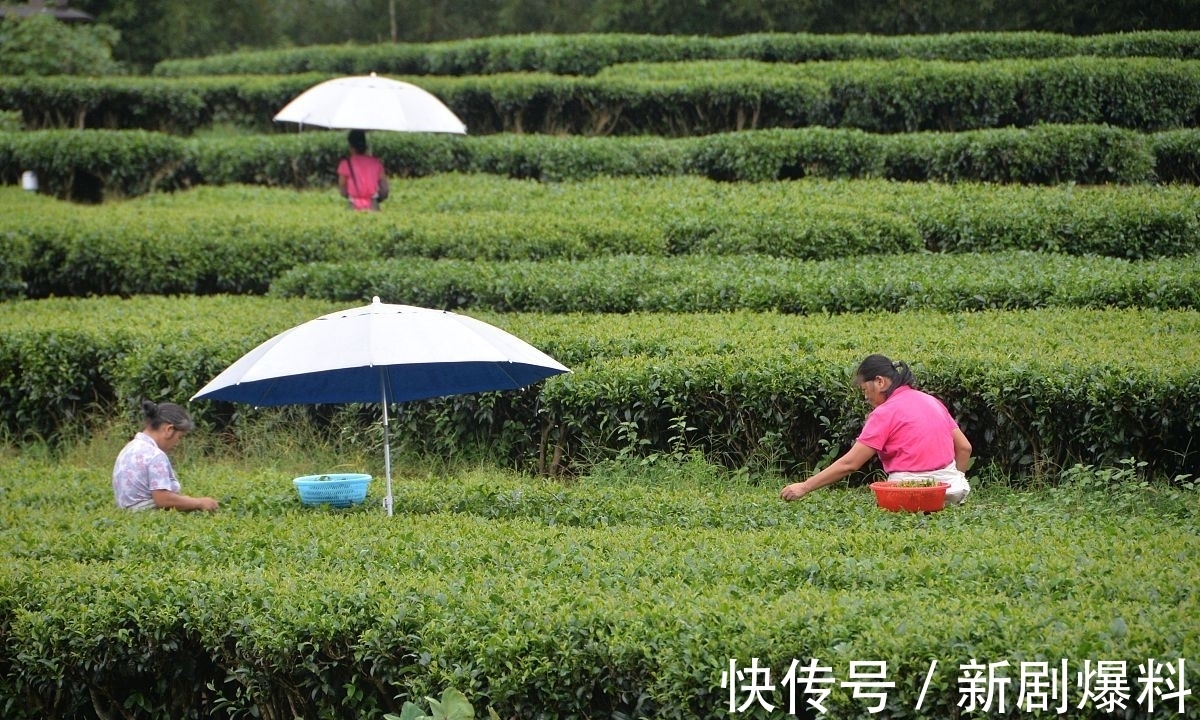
[273,73,467,134]
[192,298,568,513]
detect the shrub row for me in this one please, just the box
[4,177,1199,299]
[2,297,1197,481]
[270,252,1200,314]
[5,57,1200,136]
[4,125,1195,203]
[2,462,1194,719]
[594,57,1200,135]
[151,30,1200,77]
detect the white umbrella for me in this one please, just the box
[273,72,467,134]
[191,298,568,515]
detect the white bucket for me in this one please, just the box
[20,170,38,192]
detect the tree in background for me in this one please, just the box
[263,0,511,46]
[806,0,1199,35]
[72,0,279,71]
[0,13,123,75]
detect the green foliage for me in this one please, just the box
[0,130,186,200]
[7,56,1200,136]
[0,14,123,76]
[0,452,1195,719]
[151,30,1200,77]
[1149,128,1200,184]
[1,185,396,295]
[0,124,1185,201]
[0,74,319,135]
[1,297,1198,480]
[0,296,338,442]
[0,327,125,444]
[3,177,1198,300]
[0,110,21,132]
[593,56,1200,134]
[3,26,1199,720]
[885,123,1156,184]
[271,252,1200,314]
[389,687,488,720]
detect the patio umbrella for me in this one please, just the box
[191,298,568,515]
[273,73,467,134]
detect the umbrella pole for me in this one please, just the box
[381,375,393,517]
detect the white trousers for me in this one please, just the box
[888,460,970,505]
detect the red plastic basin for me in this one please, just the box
[870,480,950,512]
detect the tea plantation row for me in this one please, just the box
[4,123,1197,201]
[3,178,1198,299]
[4,57,1198,136]
[2,297,1197,480]
[153,29,1200,77]
[1,453,1195,719]
[271,251,1200,314]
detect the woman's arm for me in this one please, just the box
[952,427,972,473]
[780,441,877,501]
[152,489,218,512]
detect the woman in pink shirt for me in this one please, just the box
[337,130,389,211]
[780,354,972,504]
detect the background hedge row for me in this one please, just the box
[2,297,1197,480]
[150,30,1200,77]
[3,124,1198,202]
[270,252,1200,314]
[4,178,1198,299]
[5,57,1200,136]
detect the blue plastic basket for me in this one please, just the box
[293,473,372,507]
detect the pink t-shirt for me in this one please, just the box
[337,154,385,210]
[857,384,958,473]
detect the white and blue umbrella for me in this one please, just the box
[192,297,568,514]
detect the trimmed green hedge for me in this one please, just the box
[0,74,321,135]
[597,57,1200,134]
[3,178,1198,299]
[0,189,395,297]
[150,30,1200,77]
[1149,129,1200,184]
[1,124,1184,202]
[1,297,1197,480]
[2,459,1195,719]
[0,129,187,201]
[5,57,1200,136]
[270,252,1200,314]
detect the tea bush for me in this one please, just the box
[0,129,186,201]
[150,30,1200,77]
[5,57,1200,136]
[0,454,1195,719]
[3,178,1198,299]
[1,298,1197,480]
[0,124,1184,199]
[271,252,1200,314]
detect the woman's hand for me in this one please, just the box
[780,481,810,502]
[152,490,219,512]
[778,442,877,502]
